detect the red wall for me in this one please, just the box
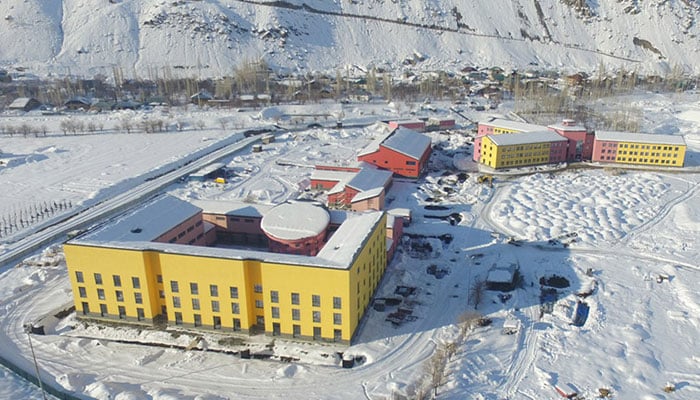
[358,145,430,178]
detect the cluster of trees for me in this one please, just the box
[0,200,73,238]
[0,123,48,137]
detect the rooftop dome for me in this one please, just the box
[260,202,330,241]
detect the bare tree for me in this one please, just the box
[469,278,485,309]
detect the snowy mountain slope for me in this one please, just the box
[1,0,700,78]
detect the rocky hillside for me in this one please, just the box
[1,0,699,78]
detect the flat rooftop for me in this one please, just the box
[595,131,686,145]
[487,130,567,146]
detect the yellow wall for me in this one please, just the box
[63,214,388,344]
[613,141,686,167]
[480,136,554,169]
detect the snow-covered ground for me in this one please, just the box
[0,93,699,399]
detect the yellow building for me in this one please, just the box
[64,196,387,344]
[592,131,687,167]
[479,130,568,169]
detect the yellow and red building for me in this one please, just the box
[64,196,389,344]
[479,130,568,169]
[592,131,686,167]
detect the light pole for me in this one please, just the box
[23,324,48,400]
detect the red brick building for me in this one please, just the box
[357,127,432,179]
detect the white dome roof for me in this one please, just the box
[261,203,330,241]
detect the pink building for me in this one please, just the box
[387,119,426,131]
[261,202,330,256]
[311,166,393,211]
[548,119,594,161]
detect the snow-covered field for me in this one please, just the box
[0,93,699,399]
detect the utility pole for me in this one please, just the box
[24,324,48,400]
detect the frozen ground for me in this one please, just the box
[0,93,699,399]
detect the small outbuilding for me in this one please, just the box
[8,97,41,112]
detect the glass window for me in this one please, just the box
[94,273,103,285]
[159,290,165,299]
[333,313,342,325]
[271,307,280,319]
[192,298,200,310]
[134,292,143,304]
[292,309,300,321]
[270,290,279,303]
[230,286,239,299]
[115,290,124,302]
[174,312,183,325]
[254,284,263,293]
[136,308,145,321]
[213,316,221,329]
[75,271,84,283]
[231,302,240,314]
[118,306,126,319]
[313,310,321,323]
[190,282,199,295]
[293,324,301,337]
[255,299,264,309]
[97,288,105,300]
[112,275,121,287]
[291,292,300,305]
[100,304,108,316]
[312,295,320,307]
[333,297,342,309]
[193,314,202,327]
[132,277,140,289]
[210,284,219,297]
[78,287,87,298]
[156,275,163,284]
[211,300,220,312]
[170,281,179,293]
[233,318,241,331]
[173,296,181,308]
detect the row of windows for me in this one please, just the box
[166,220,203,243]
[500,158,548,166]
[77,286,143,304]
[615,157,677,164]
[81,302,144,321]
[617,150,678,158]
[75,271,141,289]
[170,281,239,298]
[604,142,680,151]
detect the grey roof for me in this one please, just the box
[479,117,545,132]
[595,131,686,145]
[190,199,273,217]
[351,187,384,203]
[346,167,392,192]
[381,127,432,159]
[487,130,567,146]
[79,195,201,242]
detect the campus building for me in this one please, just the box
[473,117,547,162]
[592,131,687,167]
[358,125,432,178]
[479,130,568,169]
[310,164,393,211]
[64,195,390,344]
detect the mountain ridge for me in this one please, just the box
[1,0,699,79]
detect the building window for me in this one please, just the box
[333,297,342,309]
[270,290,279,303]
[233,318,241,331]
[78,287,87,298]
[255,300,264,309]
[193,314,202,327]
[293,324,301,338]
[192,298,200,310]
[291,292,300,305]
[406,160,416,166]
[292,309,300,321]
[156,275,163,284]
[211,300,220,313]
[210,284,219,297]
[81,302,90,315]
[271,307,280,319]
[132,277,140,289]
[159,290,165,299]
[100,304,108,317]
[113,275,121,287]
[190,282,199,295]
[333,313,342,325]
[313,311,321,323]
[173,296,181,308]
[312,294,321,307]
[254,284,263,293]
[313,327,321,339]
[115,290,124,302]
[97,288,105,300]
[75,271,84,283]
[174,312,183,325]
[334,329,342,341]
[118,306,126,319]
[230,286,239,299]
[231,302,240,314]
[94,273,103,285]
[170,281,179,293]
[213,316,221,329]
[136,308,145,321]
[134,292,143,304]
